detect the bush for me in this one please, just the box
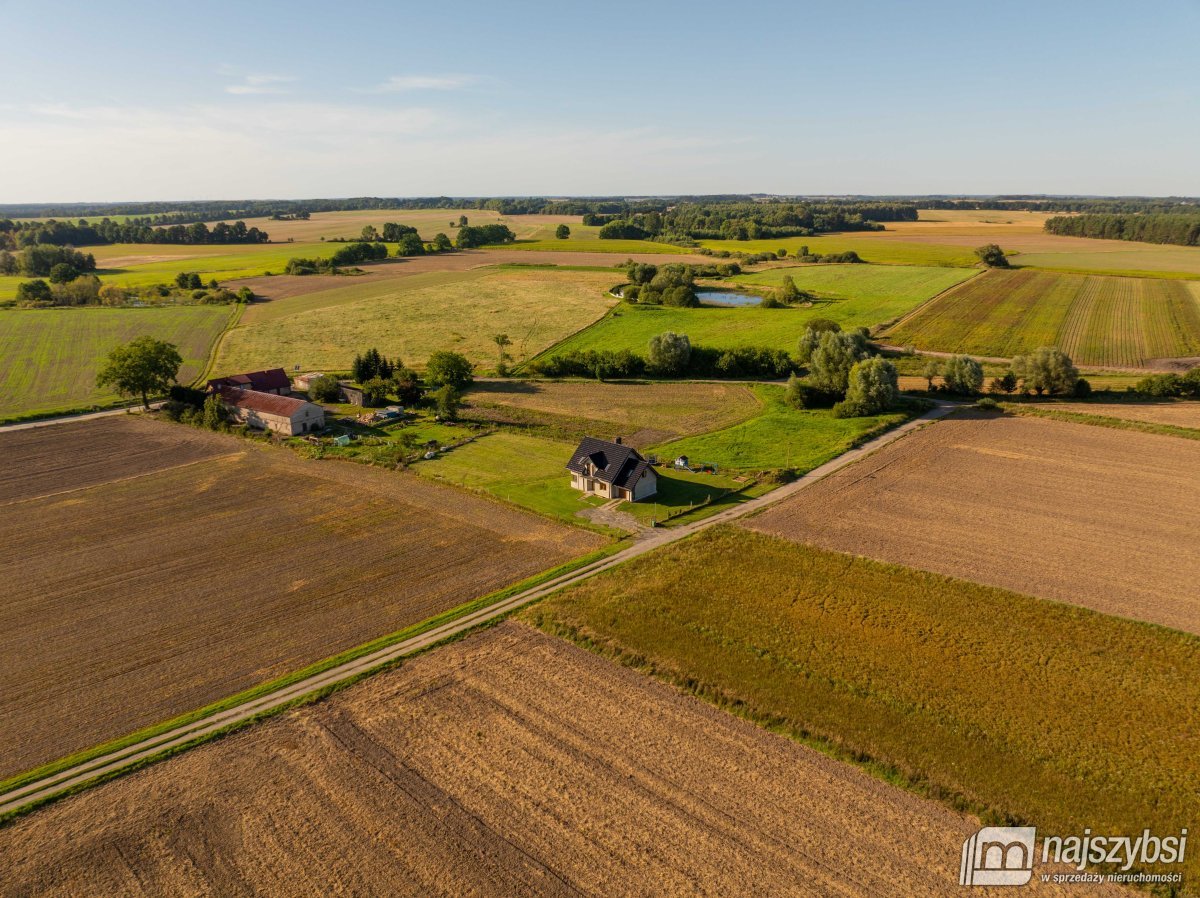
[1011,347,1079,396]
[840,357,899,416]
[425,351,473,389]
[974,244,1010,267]
[941,355,984,395]
[431,385,462,419]
[168,384,206,407]
[307,374,342,403]
[786,375,840,409]
[647,332,692,376]
[1136,372,1184,397]
[975,397,1000,411]
[1072,378,1092,398]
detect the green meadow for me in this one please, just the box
[0,305,235,420]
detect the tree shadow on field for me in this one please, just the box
[467,381,542,397]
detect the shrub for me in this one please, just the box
[808,330,870,393]
[431,384,462,419]
[1072,378,1093,398]
[785,375,840,409]
[168,384,206,407]
[1136,373,1184,397]
[941,355,984,395]
[647,331,692,376]
[975,397,1000,411]
[307,374,342,403]
[974,244,1010,267]
[1011,347,1079,396]
[839,357,899,416]
[425,351,473,389]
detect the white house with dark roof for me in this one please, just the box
[566,436,657,502]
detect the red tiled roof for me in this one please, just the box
[208,368,292,392]
[219,387,310,418]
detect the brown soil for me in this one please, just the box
[1044,399,1200,429]
[0,418,600,779]
[0,622,1123,897]
[747,411,1200,634]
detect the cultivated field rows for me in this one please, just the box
[0,623,1123,897]
[0,418,600,778]
[748,411,1200,633]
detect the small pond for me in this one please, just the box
[696,289,765,307]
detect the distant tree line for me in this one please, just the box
[1043,213,1200,246]
[596,201,917,243]
[921,197,1200,214]
[0,217,268,248]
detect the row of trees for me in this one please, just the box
[454,223,516,248]
[1044,213,1200,246]
[0,245,96,277]
[529,334,793,381]
[919,347,1085,397]
[0,218,268,249]
[14,272,250,308]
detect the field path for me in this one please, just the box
[0,402,958,818]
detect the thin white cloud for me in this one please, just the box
[365,73,477,93]
[225,72,296,95]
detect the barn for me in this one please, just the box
[207,368,292,395]
[218,388,326,436]
[566,436,657,502]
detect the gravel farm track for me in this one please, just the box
[0,415,601,779]
[748,409,1200,634]
[0,623,1128,898]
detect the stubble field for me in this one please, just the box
[747,410,1200,633]
[0,622,1122,897]
[0,417,600,779]
[213,267,619,374]
[0,305,234,420]
[884,268,1200,366]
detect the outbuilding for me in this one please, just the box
[219,387,326,436]
[207,368,292,395]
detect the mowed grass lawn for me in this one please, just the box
[733,264,977,324]
[214,268,618,374]
[0,306,234,420]
[652,385,908,472]
[529,526,1200,881]
[412,431,596,527]
[885,268,1200,366]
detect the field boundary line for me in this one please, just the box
[873,268,986,338]
[0,402,956,821]
[194,302,244,386]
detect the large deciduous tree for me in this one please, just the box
[96,336,183,408]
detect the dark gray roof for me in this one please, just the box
[566,437,654,491]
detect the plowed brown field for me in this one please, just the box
[0,623,1126,897]
[0,418,600,779]
[747,411,1200,634]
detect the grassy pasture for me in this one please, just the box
[884,268,1200,366]
[214,268,618,375]
[733,264,977,324]
[652,385,908,472]
[530,526,1200,882]
[535,268,954,361]
[0,305,234,420]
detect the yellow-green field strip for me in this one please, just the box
[0,401,956,821]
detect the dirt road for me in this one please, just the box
[0,403,957,817]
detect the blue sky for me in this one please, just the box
[2,0,1197,201]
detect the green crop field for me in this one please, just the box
[0,305,234,420]
[733,264,976,324]
[529,526,1200,881]
[1012,247,1200,280]
[0,242,344,303]
[213,268,618,375]
[652,385,907,472]
[885,268,1200,366]
[534,272,951,361]
[701,235,979,267]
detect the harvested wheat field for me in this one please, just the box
[747,411,1200,634]
[465,379,761,447]
[0,418,600,779]
[0,623,1124,898]
[1032,399,1200,430]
